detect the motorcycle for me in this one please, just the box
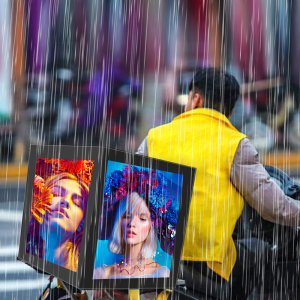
[172,165,300,299]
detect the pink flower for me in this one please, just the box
[120,178,127,186]
[152,217,164,228]
[34,175,44,186]
[151,179,159,188]
[116,187,127,200]
[159,197,172,213]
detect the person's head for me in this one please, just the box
[108,192,157,258]
[41,173,89,240]
[185,67,240,117]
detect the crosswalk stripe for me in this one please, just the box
[0,278,48,292]
[0,246,18,257]
[0,210,22,222]
[0,261,36,274]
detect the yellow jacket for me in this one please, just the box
[148,108,246,280]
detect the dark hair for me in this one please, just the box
[188,68,240,117]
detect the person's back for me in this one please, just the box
[137,67,300,299]
[148,107,246,280]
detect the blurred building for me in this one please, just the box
[1,0,299,163]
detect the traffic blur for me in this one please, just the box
[0,0,299,163]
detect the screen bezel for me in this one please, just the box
[17,144,100,288]
[18,144,196,290]
[83,147,195,290]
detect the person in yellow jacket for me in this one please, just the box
[136,68,300,299]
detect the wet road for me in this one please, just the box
[0,181,48,300]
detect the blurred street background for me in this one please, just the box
[0,0,300,299]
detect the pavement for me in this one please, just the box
[0,181,49,300]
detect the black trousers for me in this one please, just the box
[179,239,265,300]
[179,236,300,299]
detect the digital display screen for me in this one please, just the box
[18,145,195,290]
[93,160,183,279]
[26,158,94,271]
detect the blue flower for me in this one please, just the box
[166,209,178,225]
[104,170,123,197]
[131,165,140,172]
[157,173,168,186]
[169,196,180,212]
[150,185,170,208]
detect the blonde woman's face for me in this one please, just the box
[44,179,85,238]
[121,201,151,246]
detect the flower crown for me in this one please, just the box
[31,159,94,225]
[102,165,179,255]
[40,159,94,186]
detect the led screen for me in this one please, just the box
[26,158,94,271]
[93,160,183,279]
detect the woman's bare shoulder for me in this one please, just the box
[149,260,170,277]
[104,265,115,279]
[148,258,162,271]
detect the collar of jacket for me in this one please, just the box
[174,108,239,132]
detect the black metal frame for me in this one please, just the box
[17,144,196,291]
